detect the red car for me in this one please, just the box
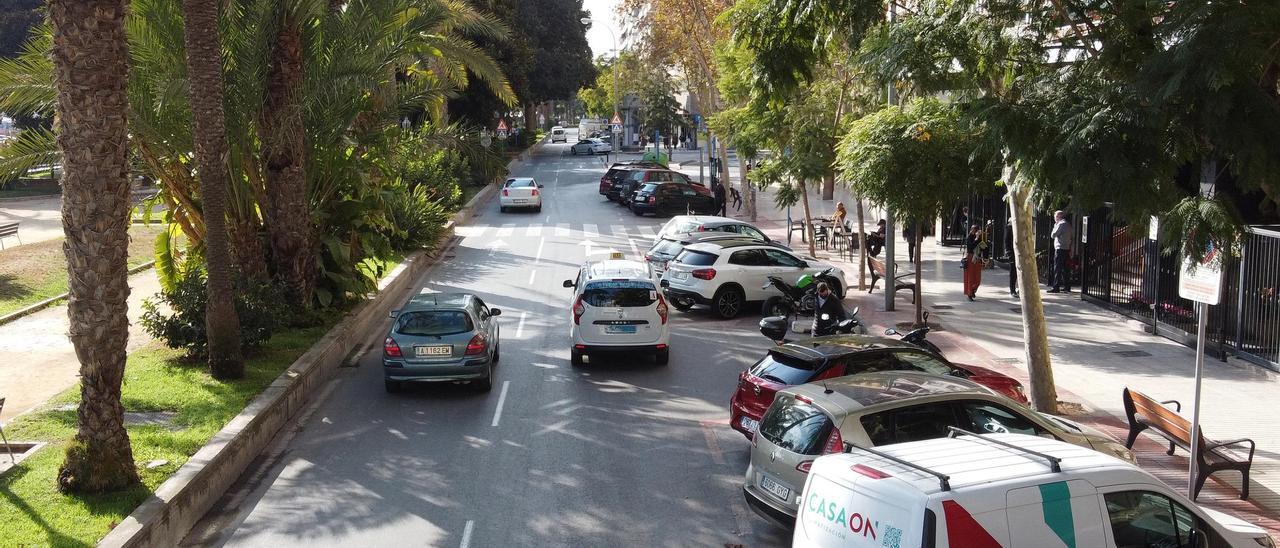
[729,336,1028,440]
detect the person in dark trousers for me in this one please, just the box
[812,282,847,336]
[867,219,887,256]
[713,181,727,216]
[730,186,742,210]
[1049,210,1072,293]
[963,224,983,300]
[903,222,916,263]
[1005,217,1018,299]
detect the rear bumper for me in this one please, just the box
[662,287,712,306]
[384,358,490,382]
[573,343,668,354]
[630,202,658,214]
[729,398,763,440]
[743,484,796,530]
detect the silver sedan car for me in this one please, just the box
[382,293,501,392]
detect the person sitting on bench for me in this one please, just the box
[867,219,886,256]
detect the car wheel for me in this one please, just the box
[571,148,577,155]
[535,204,542,213]
[492,340,500,363]
[571,348,584,366]
[632,207,645,217]
[671,297,694,311]
[655,348,670,365]
[713,286,745,319]
[474,364,493,392]
[761,296,792,318]
[384,379,401,393]
[500,205,507,213]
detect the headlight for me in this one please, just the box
[1254,535,1276,547]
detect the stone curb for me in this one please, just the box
[0,260,157,327]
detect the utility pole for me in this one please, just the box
[883,6,899,312]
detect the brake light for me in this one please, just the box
[691,268,716,280]
[532,188,539,196]
[465,333,488,355]
[851,464,890,479]
[502,188,509,196]
[573,296,585,324]
[697,224,706,231]
[822,426,844,454]
[656,294,668,324]
[648,196,656,204]
[384,337,402,358]
[794,394,813,404]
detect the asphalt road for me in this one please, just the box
[186,138,791,547]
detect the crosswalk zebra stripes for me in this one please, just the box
[457,223,660,240]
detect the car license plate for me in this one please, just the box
[759,474,790,502]
[513,199,527,203]
[415,345,452,357]
[739,416,760,432]
[604,325,637,334]
[671,271,688,280]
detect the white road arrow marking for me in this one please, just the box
[488,239,507,256]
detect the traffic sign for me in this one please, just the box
[611,124,622,134]
[496,119,509,132]
[1179,243,1223,305]
[610,112,623,125]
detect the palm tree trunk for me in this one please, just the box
[49,0,139,493]
[1007,163,1058,413]
[183,0,244,378]
[262,15,314,307]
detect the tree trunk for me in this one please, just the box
[49,0,139,493]
[799,179,817,258]
[822,170,835,201]
[262,15,314,307]
[524,101,537,135]
[1007,164,1058,413]
[716,136,732,208]
[744,158,757,222]
[183,0,244,378]
[856,196,867,289]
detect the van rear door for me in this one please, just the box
[794,464,925,548]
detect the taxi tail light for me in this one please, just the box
[572,296,585,325]
[691,268,716,280]
[384,337,402,358]
[532,188,539,196]
[656,294,669,324]
[465,333,488,356]
[797,460,814,474]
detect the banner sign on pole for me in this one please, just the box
[1178,243,1224,305]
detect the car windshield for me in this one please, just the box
[759,397,835,455]
[750,352,820,385]
[674,249,717,266]
[581,281,657,307]
[649,238,685,258]
[396,310,473,336]
[639,183,660,193]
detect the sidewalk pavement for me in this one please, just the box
[0,269,161,421]
[696,176,1280,530]
[0,195,64,247]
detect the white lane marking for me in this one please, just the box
[555,223,571,236]
[526,224,542,236]
[491,381,511,427]
[639,226,657,238]
[545,215,550,223]
[534,238,545,264]
[528,270,537,285]
[461,226,488,238]
[497,224,514,237]
[515,311,527,338]
[582,223,599,238]
[578,239,595,258]
[628,237,639,258]
[460,520,475,548]
[610,225,628,238]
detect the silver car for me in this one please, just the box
[742,371,1133,529]
[382,293,501,393]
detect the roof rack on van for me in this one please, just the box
[843,442,951,491]
[946,427,1062,473]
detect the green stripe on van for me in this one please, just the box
[1039,482,1076,548]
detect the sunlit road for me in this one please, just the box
[185,136,790,547]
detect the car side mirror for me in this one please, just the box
[563,280,575,288]
[538,184,544,188]
[490,308,502,317]
[798,261,809,268]
[660,279,670,288]
[389,310,399,319]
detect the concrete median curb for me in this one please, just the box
[0,260,156,327]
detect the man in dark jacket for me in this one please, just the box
[812,282,846,335]
[713,181,727,216]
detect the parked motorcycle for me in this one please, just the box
[759,267,842,318]
[884,311,944,355]
[759,308,866,345]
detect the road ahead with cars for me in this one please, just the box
[186,134,792,546]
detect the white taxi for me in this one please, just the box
[563,253,670,366]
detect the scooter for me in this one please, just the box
[759,308,867,345]
[884,311,944,355]
[759,267,841,318]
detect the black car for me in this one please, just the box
[615,168,705,206]
[630,181,717,217]
[598,161,664,200]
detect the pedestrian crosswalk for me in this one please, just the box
[457,223,664,240]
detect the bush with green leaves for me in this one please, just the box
[140,272,286,359]
[384,183,451,250]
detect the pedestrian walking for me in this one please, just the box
[1048,210,1072,293]
[963,224,983,301]
[730,187,742,210]
[903,222,916,263]
[713,181,727,216]
[663,135,672,157]
[1006,218,1019,299]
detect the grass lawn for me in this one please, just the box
[0,187,59,200]
[0,323,332,547]
[0,224,163,317]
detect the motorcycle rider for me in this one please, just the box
[811,282,847,336]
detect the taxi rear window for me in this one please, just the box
[582,281,657,307]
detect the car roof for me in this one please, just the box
[583,259,649,280]
[774,335,926,361]
[662,232,752,244]
[782,371,996,411]
[683,239,783,252]
[819,433,1134,496]
[666,215,743,225]
[402,292,473,312]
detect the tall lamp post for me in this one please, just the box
[582,16,620,153]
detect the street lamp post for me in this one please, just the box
[582,17,620,154]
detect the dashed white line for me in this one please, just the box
[460,520,475,548]
[528,270,537,285]
[534,238,545,264]
[515,311,527,338]
[491,381,511,427]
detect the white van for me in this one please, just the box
[794,432,1273,547]
[563,254,670,366]
[551,126,567,142]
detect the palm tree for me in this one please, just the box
[47,0,140,493]
[182,0,245,378]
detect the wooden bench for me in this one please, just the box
[1123,387,1255,500]
[867,256,916,304]
[0,222,18,250]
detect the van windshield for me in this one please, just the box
[582,281,656,307]
[759,397,834,455]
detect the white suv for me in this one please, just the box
[564,256,670,366]
[659,239,846,319]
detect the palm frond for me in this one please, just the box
[0,127,60,183]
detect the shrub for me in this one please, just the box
[384,183,451,250]
[140,272,286,359]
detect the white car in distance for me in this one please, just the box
[499,177,542,213]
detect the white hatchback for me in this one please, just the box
[499,177,542,213]
[564,256,670,366]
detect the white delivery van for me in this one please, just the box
[794,431,1273,547]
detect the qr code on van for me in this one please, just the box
[881,525,903,548]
